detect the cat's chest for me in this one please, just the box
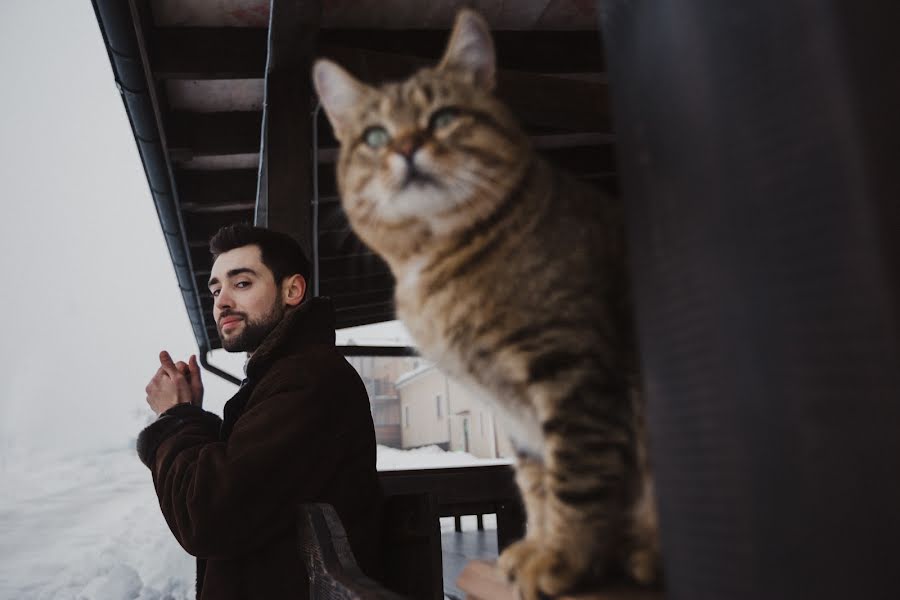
[394,258,457,358]
[395,256,428,300]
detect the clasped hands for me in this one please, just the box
[145,351,205,416]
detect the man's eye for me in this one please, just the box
[363,126,390,148]
[236,281,250,288]
[211,289,220,297]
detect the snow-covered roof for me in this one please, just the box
[395,362,436,388]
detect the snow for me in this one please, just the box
[376,444,512,471]
[0,442,195,600]
[0,442,509,599]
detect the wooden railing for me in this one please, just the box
[299,464,524,599]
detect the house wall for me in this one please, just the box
[398,364,517,459]
[398,367,450,448]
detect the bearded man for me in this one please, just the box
[138,224,382,599]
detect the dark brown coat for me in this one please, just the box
[137,298,383,599]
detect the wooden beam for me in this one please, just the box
[255,0,322,260]
[175,168,257,207]
[166,111,261,156]
[162,78,606,164]
[317,46,610,131]
[150,28,604,80]
[319,30,605,73]
[314,133,613,165]
[151,27,268,79]
[182,209,254,243]
[181,202,256,214]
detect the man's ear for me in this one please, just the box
[283,274,307,307]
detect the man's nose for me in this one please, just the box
[214,289,233,311]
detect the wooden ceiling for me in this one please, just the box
[101,0,615,350]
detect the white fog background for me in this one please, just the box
[0,3,488,598]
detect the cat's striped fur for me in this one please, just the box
[314,10,659,598]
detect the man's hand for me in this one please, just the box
[145,351,200,415]
[175,354,204,408]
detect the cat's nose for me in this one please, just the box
[395,137,422,160]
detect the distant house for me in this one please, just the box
[369,394,402,448]
[395,364,515,459]
[346,354,421,448]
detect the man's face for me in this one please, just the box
[208,245,284,353]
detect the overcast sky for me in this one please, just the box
[0,2,414,468]
[0,1,228,466]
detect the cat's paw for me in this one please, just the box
[498,538,589,600]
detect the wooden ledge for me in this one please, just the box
[456,560,663,600]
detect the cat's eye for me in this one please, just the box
[430,108,459,130]
[363,126,390,149]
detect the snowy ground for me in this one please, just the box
[0,442,507,599]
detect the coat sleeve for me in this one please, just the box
[144,355,350,559]
[137,404,222,468]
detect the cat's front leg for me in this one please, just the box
[514,451,546,536]
[497,451,546,594]
[500,391,634,598]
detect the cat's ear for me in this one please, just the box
[313,59,370,142]
[438,9,496,91]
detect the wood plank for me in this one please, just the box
[315,133,614,166]
[152,27,268,79]
[457,560,663,600]
[320,30,605,73]
[150,28,604,80]
[166,115,610,166]
[379,466,518,508]
[442,530,499,600]
[298,503,407,600]
[175,168,257,206]
[182,210,254,242]
[181,201,255,214]
[166,111,261,156]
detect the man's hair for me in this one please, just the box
[209,224,311,285]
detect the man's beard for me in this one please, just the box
[219,300,285,353]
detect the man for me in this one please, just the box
[138,224,382,599]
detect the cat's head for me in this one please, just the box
[313,10,529,240]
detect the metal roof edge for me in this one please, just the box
[91,0,210,352]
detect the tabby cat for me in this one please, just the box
[313,10,658,599]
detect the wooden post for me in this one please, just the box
[495,500,525,552]
[255,0,322,259]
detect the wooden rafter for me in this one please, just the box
[151,27,268,79]
[175,168,258,207]
[166,111,262,156]
[150,27,604,80]
[166,109,612,163]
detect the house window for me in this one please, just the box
[405,406,410,428]
[436,394,442,418]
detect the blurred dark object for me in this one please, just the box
[600,2,900,599]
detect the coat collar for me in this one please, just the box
[244,297,336,380]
